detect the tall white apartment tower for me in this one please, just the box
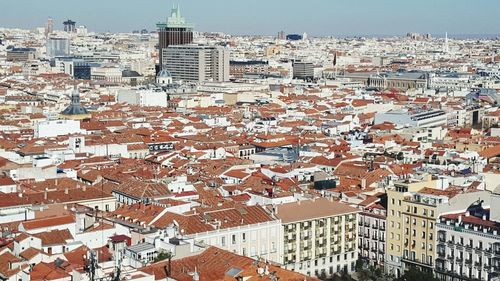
[162,44,229,83]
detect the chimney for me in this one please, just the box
[458,215,462,224]
[18,192,23,198]
[465,211,470,217]
[482,214,487,220]
[64,187,69,195]
[44,190,48,200]
[82,185,87,192]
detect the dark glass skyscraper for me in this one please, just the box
[156,5,194,68]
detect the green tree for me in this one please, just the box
[396,267,438,281]
[154,250,173,263]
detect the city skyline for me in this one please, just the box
[1,0,500,37]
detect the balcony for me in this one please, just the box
[465,259,472,265]
[402,257,433,268]
[437,252,445,258]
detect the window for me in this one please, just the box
[221,237,226,246]
[242,233,246,242]
[232,235,236,245]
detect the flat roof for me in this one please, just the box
[275,197,360,223]
[127,243,156,254]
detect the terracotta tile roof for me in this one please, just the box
[30,262,71,281]
[152,205,274,235]
[479,144,500,159]
[20,247,44,260]
[0,252,26,278]
[0,176,16,186]
[140,246,318,281]
[112,180,171,200]
[21,215,75,230]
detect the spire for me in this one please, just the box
[443,32,449,53]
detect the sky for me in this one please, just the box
[0,0,499,36]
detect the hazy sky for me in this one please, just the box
[1,0,499,36]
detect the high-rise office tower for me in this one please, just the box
[277,31,285,40]
[46,37,70,58]
[45,17,54,37]
[292,60,314,80]
[162,44,229,83]
[63,19,76,32]
[156,5,194,68]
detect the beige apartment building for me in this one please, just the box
[275,198,360,278]
[386,174,491,278]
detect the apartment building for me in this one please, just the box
[386,175,441,277]
[274,198,360,277]
[145,204,282,263]
[386,175,491,277]
[161,44,230,83]
[359,202,387,267]
[436,205,500,281]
